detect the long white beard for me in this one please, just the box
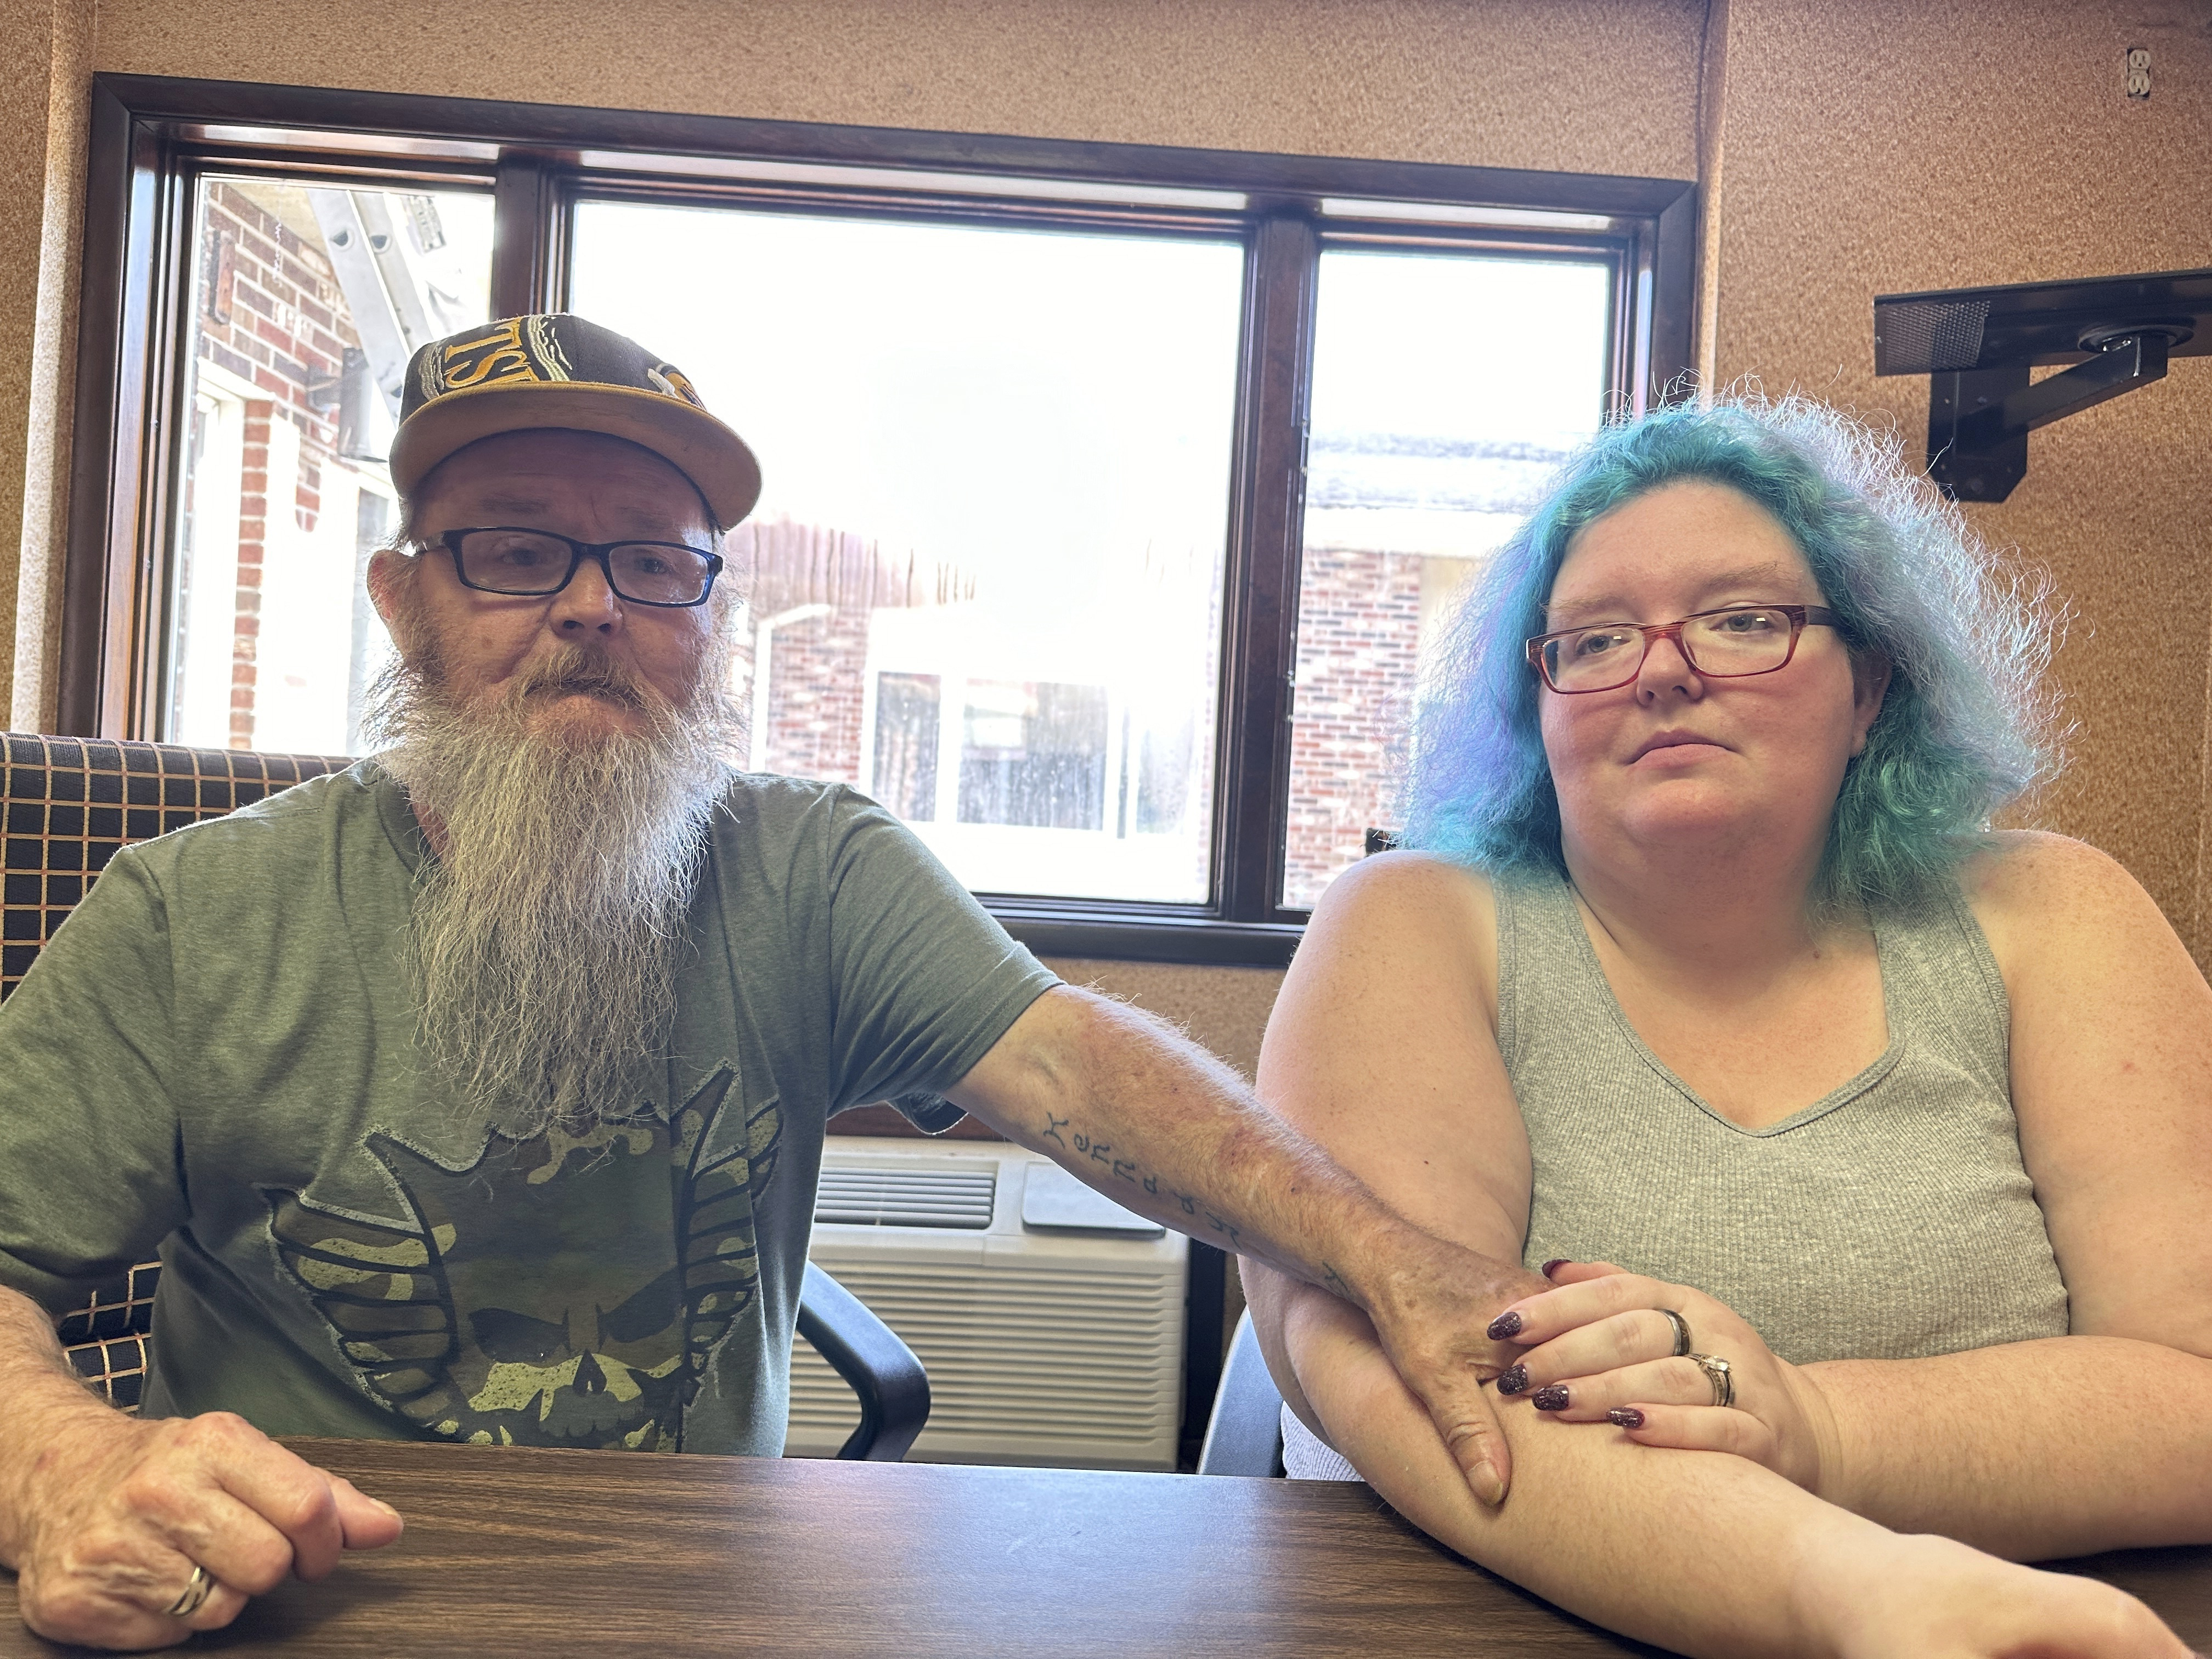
[366,640,739,1136]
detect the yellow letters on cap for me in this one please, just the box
[438,319,537,391]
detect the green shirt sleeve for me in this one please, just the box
[0,849,188,1312]
[816,791,1060,1123]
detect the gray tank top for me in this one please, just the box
[1501,871,2070,1363]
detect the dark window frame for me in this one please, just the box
[65,73,1696,965]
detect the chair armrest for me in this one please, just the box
[1196,1308,1285,1476]
[795,1261,930,1462]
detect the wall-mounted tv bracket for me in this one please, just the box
[1874,267,2210,503]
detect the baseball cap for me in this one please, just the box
[388,314,762,526]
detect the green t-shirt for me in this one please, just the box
[0,763,1057,1454]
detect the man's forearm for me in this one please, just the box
[949,987,1529,1316]
[951,986,1549,1500]
[0,1283,122,1565]
[1808,1336,2212,1559]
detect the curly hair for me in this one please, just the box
[1399,396,2064,911]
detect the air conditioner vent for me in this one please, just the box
[792,1137,1188,1471]
[789,1262,1183,1446]
[814,1164,996,1230]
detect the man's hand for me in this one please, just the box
[6,1408,402,1651]
[947,986,1550,1503]
[1329,1227,1551,1504]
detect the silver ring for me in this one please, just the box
[1688,1352,1735,1409]
[1656,1308,1692,1357]
[167,1562,215,1620]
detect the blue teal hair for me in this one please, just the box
[1400,396,2062,911]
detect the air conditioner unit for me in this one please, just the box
[786,1135,1189,1471]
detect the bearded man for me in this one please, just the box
[0,315,1545,1651]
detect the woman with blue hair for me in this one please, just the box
[1243,398,2211,1656]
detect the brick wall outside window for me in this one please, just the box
[759,611,870,783]
[1284,544,1424,907]
[194,181,365,748]
[743,529,1424,908]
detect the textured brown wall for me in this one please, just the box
[88,0,1705,177]
[1043,956,1284,1084]
[1,0,91,731]
[1700,0,2212,958]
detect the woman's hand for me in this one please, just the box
[1485,1260,1839,1495]
[1809,1531,2198,1659]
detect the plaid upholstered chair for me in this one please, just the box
[2,732,927,1459]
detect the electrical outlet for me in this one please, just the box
[2125,46,2151,99]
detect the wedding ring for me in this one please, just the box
[1688,1352,1735,1409]
[1656,1307,1692,1357]
[167,1562,215,1619]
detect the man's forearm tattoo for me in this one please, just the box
[1036,1113,1249,1248]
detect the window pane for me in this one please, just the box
[1282,251,1612,909]
[958,680,1110,831]
[872,671,941,822]
[571,204,1241,904]
[168,178,493,753]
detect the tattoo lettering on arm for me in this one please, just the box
[1030,1114,1265,1254]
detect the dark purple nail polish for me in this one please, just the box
[1541,1258,1571,1278]
[1486,1309,1523,1340]
[1531,1385,1570,1412]
[1496,1363,1528,1395]
[1607,1407,1645,1429]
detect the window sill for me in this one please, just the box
[984,900,1305,967]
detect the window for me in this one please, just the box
[170,178,494,753]
[1283,249,1613,909]
[568,204,1240,904]
[69,76,1693,962]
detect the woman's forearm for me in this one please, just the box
[1277,1279,1876,1656]
[1267,1281,2188,1659]
[1807,1336,2212,1559]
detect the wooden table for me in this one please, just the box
[3,1442,2208,1656]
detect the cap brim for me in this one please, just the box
[388,381,763,526]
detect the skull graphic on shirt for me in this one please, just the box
[268,1066,777,1449]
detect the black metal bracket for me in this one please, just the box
[1875,267,2209,506]
[1929,330,2173,503]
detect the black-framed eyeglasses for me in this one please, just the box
[427,527,725,608]
[1526,604,1842,694]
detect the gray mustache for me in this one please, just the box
[517,662,648,708]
